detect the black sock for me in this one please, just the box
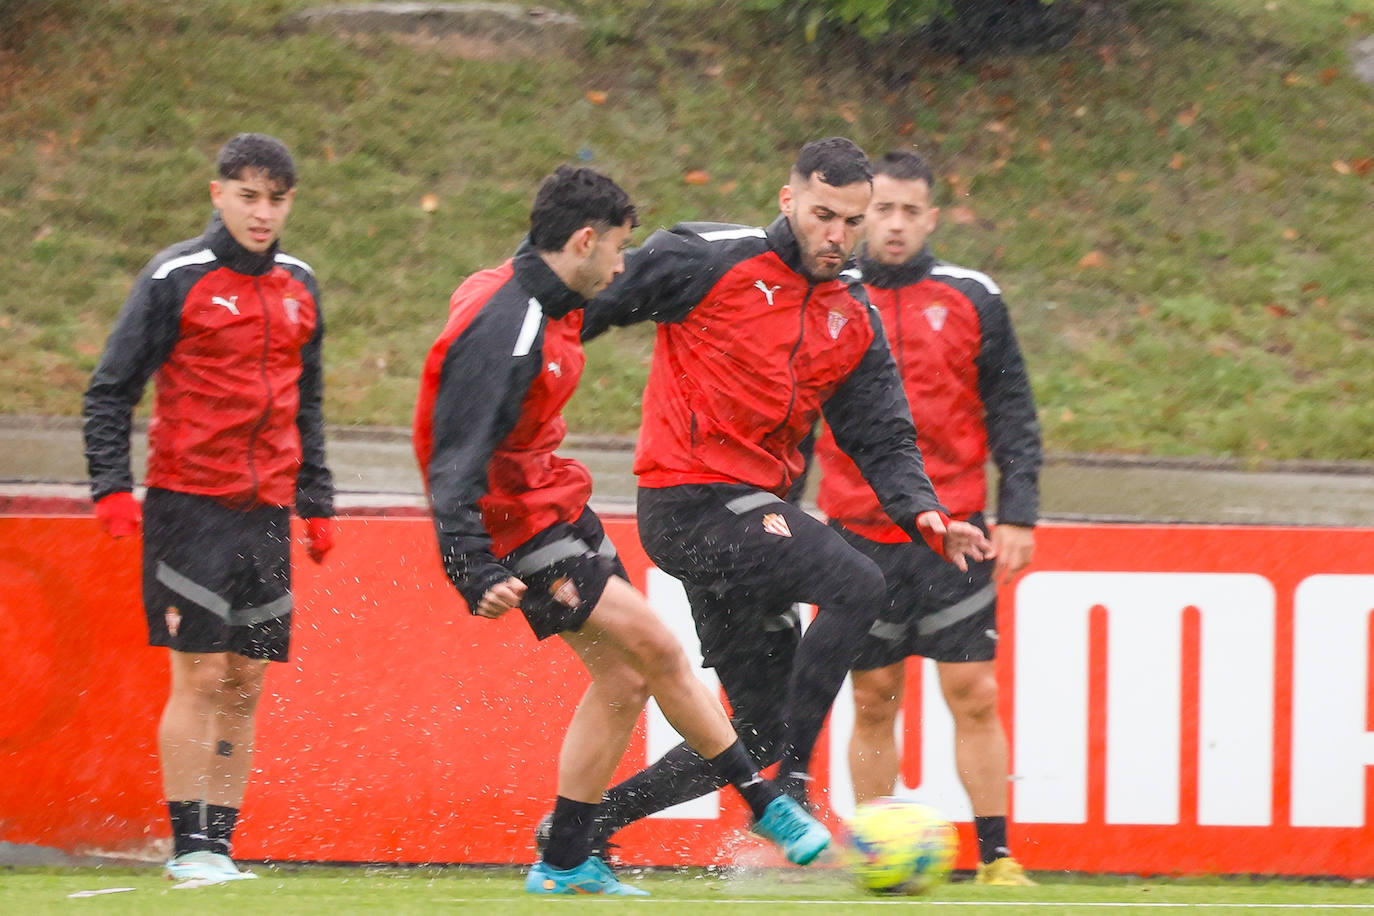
[205,804,239,857]
[594,742,729,840]
[774,769,814,808]
[168,800,212,857]
[543,796,597,871]
[975,815,1010,864]
[706,739,781,820]
[777,599,882,786]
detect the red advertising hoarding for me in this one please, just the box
[2,513,1372,874]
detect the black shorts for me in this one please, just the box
[637,483,880,669]
[834,514,999,668]
[142,488,293,662]
[502,507,628,641]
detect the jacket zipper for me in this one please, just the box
[245,276,274,505]
[763,283,813,441]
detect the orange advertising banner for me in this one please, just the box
[2,512,1373,874]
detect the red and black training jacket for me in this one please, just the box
[816,249,1041,542]
[413,240,592,611]
[582,215,945,542]
[83,213,333,517]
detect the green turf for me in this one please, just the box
[5,865,1374,914]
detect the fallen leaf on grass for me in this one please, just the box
[1281,228,1299,241]
[1351,157,1374,176]
[1175,104,1200,128]
[420,194,438,213]
[1319,67,1340,85]
[1332,160,1353,175]
[683,170,710,185]
[586,90,608,104]
[1169,153,1186,170]
[948,206,978,225]
[1077,250,1106,269]
[1264,302,1294,318]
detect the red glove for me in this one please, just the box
[95,491,141,539]
[304,517,334,564]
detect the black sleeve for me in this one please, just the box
[294,273,334,519]
[974,293,1042,526]
[82,266,183,501]
[785,422,817,507]
[822,303,944,539]
[581,225,730,340]
[423,305,540,611]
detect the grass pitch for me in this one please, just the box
[6,864,1374,915]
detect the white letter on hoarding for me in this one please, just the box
[644,568,720,820]
[828,659,970,821]
[1291,575,1374,827]
[1014,572,1273,826]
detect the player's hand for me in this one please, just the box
[917,510,994,572]
[94,491,141,539]
[991,524,1034,585]
[304,517,334,564]
[476,577,526,619]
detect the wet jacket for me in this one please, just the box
[817,249,1040,542]
[583,216,943,542]
[413,240,592,610]
[83,213,333,517]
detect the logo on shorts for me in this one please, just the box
[165,606,182,637]
[550,576,580,608]
[827,309,848,339]
[762,513,792,537]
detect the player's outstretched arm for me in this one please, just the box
[916,511,995,573]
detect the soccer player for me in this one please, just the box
[413,165,829,897]
[815,148,1041,885]
[562,138,993,852]
[83,133,335,883]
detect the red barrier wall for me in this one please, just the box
[2,513,1373,874]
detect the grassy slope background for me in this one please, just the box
[1,0,1371,461]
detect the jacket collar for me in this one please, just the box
[857,246,937,289]
[512,237,586,319]
[765,215,811,279]
[205,211,279,276]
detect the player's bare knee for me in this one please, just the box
[947,676,999,725]
[853,682,902,729]
[596,662,651,708]
[176,653,231,699]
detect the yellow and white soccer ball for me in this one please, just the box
[842,798,958,895]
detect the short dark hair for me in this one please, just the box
[874,148,936,190]
[217,133,297,189]
[792,137,873,188]
[529,165,638,252]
